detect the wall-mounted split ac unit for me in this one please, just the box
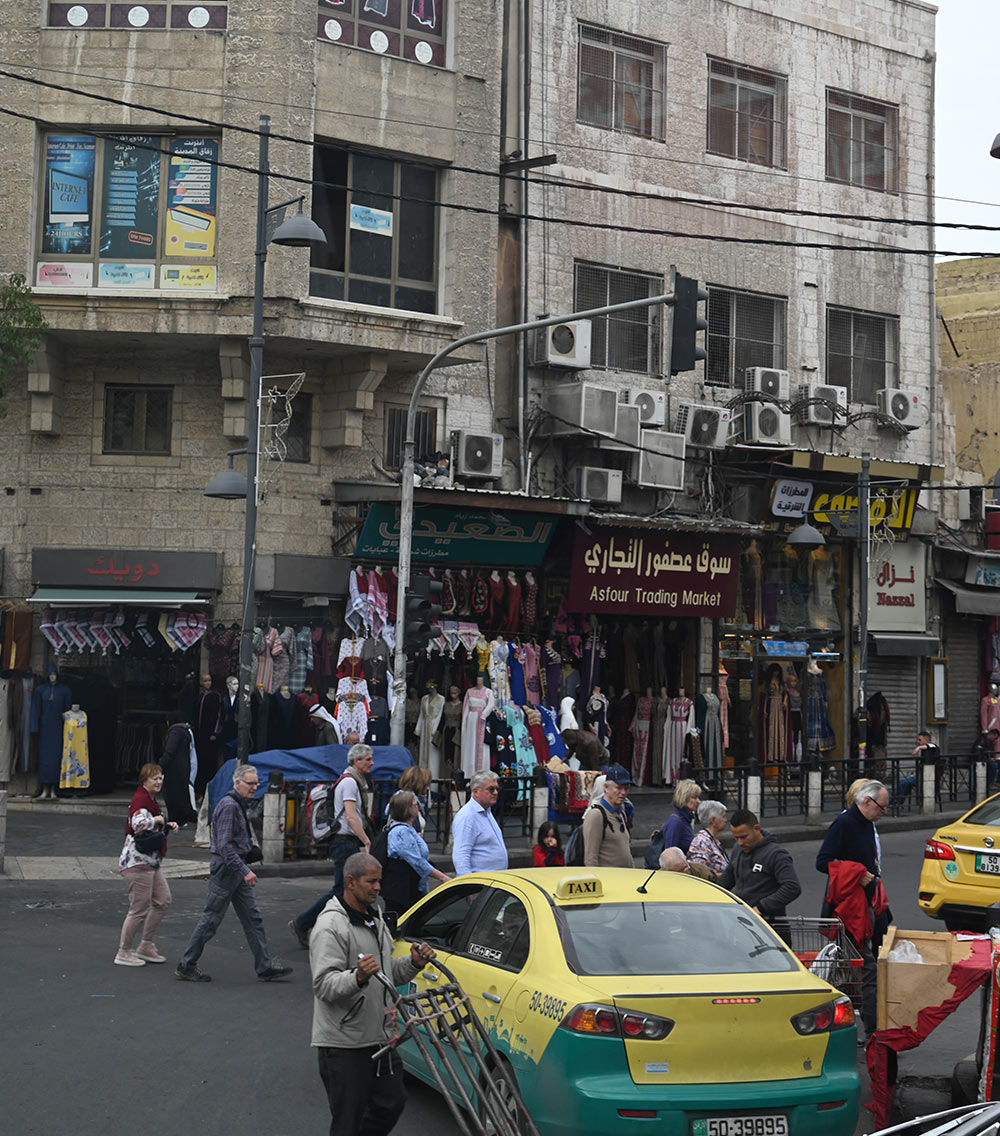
[454,431,504,478]
[574,466,623,504]
[544,383,618,439]
[797,383,848,426]
[675,403,732,449]
[599,402,641,451]
[631,431,686,491]
[625,387,667,427]
[877,387,924,431]
[744,402,792,444]
[532,319,592,368]
[745,367,790,400]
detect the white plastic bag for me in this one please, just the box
[888,939,924,963]
[810,941,843,980]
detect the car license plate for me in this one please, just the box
[692,1116,788,1136]
[975,853,1000,875]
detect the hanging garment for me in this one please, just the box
[719,672,731,750]
[539,704,565,758]
[367,570,390,643]
[508,641,527,705]
[160,721,196,822]
[581,626,606,692]
[485,710,516,770]
[344,568,369,634]
[542,643,562,708]
[488,574,505,627]
[648,694,668,786]
[583,690,610,749]
[289,626,314,693]
[758,683,791,764]
[60,709,90,790]
[307,625,333,691]
[630,695,652,784]
[505,704,536,770]
[268,691,296,749]
[208,624,240,679]
[488,637,511,707]
[503,574,522,636]
[335,695,370,739]
[441,694,463,774]
[807,673,836,752]
[524,642,541,706]
[471,573,489,619]
[415,691,446,779]
[461,685,495,777]
[663,696,693,784]
[523,705,550,764]
[255,627,279,693]
[271,626,295,693]
[697,691,724,770]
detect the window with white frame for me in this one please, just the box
[574,262,663,374]
[826,306,899,404]
[384,405,438,470]
[707,59,787,168]
[311,144,438,314]
[826,89,898,192]
[577,24,666,141]
[706,288,787,388]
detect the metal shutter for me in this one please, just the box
[866,655,919,761]
[943,614,983,755]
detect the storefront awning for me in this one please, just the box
[870,633,940,656]
[938,579,1000,616]
[28,588,209,608]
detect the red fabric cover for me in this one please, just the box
[825,860,871,943]
[865,940,992,1128]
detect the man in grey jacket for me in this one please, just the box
[718,808,801,923]
[311,851,435,1136]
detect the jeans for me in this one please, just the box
[179,855,271,975]
[296,835,361,933]
[317,1046,406,1136]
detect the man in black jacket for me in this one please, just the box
[718,808,801,922]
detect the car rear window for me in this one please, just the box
[960,799,1000,827]
[558,902,800,976]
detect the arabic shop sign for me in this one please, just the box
[32,548,223,591]
[568,530,740,618]
[813,487,919,532]
[354,504,556,566]
[867,539,925,632]
[771,478,813,519]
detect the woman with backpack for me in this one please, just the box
[374,791,451,921]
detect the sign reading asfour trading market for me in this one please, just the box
[568,530,740,617]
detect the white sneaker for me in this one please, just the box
[114,949,146,967]
[136,941,166,963]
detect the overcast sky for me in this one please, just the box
[933,0,1000,257]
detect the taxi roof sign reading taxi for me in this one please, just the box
[554,875,604,900]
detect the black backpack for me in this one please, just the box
[564,804,611,866]
[371,824,422,916]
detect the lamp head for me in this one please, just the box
[785,521,826,549]
[991,133,1000,160]
[271,201,327,248]
[204,467,249,500]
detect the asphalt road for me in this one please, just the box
[0,821,974,1136]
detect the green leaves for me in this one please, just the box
[0,273,47,417]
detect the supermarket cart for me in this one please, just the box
[372,960,541,1136]
[773,915,865,1014]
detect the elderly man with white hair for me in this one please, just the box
[451,770,508,875]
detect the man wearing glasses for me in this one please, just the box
[451,770,508,875]
[815,779,889,1041]
[175,763,292,983]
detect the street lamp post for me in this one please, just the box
[204,113,325,765]
[388,290,679,744]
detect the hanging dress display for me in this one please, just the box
[60,708,90,790]
[415,689,446,779]
[758,680,791,764]
[488,637,511,707]
[630,693,652,784]
[697,691,723,770]
[30,666,72,785]
[663,694,693,784]
[807,669,836,753]
[460,684,495,777]
[648,692,668,786]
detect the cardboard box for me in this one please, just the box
[877,926,972,1031]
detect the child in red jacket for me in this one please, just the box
[532,821,564,867]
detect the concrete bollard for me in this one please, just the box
[262,789,285,863]
[806,769,823,823]
[747,773,762,817]
[920,757,936,816]
[975,757,989,802]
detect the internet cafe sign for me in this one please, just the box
[568,530,740,617]
[867,539,925,632]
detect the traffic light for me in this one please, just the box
[403,575,443,653]
[670,274,708,375]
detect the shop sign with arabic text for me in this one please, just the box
[568,530,740,617]
[867,540,925,631]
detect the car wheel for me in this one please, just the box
[478,1056,527,1136]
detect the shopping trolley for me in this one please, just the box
[773,915,865,1014]
[372,960,541,1136]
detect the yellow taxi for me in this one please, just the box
[919,793,1000,931]
[392,868,859,1136]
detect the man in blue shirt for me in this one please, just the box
[451,770,508,875]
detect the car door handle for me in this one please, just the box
[482,991,502,1003]
[423,970,440,982]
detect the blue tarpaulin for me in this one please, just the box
[207,744,414,815]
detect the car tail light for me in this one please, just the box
[924,839,956,861]
[560,1003,673,1040]
[791,995,855,1035]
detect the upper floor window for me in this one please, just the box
[706,288,787,388]
[384,405,438,470]
[311,145,438,314]
[36,132,219,291]
[574,262,663,374]
[577,24,666,141]
[317,0,446,68]
[280,393,313,464]
[707,59,787,168]
[826,89,898,192]
[826,306,898,404]
[45,1,228,28]
[103,385,173,455]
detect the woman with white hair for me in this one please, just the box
[687,799,729,879]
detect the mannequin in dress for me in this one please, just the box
[416,681,446,779]
[758,665,791,764]
[648,687,668,786]
[983,684,1000,761]
[664,686,693,784]
[441,684,463,775]
[696,683,723,770]
[61,703,91,791]
[31,664,72,799]
[461,676,495,777]
[218,675,239,761]
[584,685,610,749]
[718,665,731,752]
[786,674,803,761]
[630,687,653,784]
[807,659,836,757]
[195,673,222,796]
[488,635,511,707]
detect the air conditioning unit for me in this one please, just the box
[544,383,618,439]
[455,431,504,479]
[632,431,686,491]
[599,402,641,451]
[745,367,790,400]
[877,387,924,431]
[675,403,732,450]
[797,383,848,426]
[574,466,623,504]
[626,387,667,427]
[744,402,792,444]
[532,319,592,368]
